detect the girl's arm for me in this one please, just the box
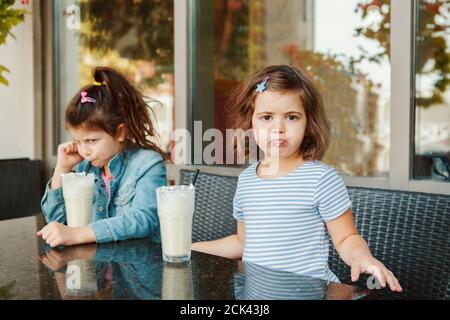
[191,221,245,260]
[326,209,402,292]
[37,222,96,247]
[41,141,85,224]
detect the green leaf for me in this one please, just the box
[0,3,29,86]
[0,64,10,86]
[0,76,9,86]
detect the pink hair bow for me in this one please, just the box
[81,91,96,104]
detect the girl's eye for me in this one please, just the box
[88,139,97,143]
[262,115,272,121]
[287,115,298,120]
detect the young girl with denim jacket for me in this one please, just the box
[38,67,166,246]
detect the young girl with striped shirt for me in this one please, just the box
[192,65,402,292]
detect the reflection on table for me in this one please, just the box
[0,215,369,300]
[235,261,366,300]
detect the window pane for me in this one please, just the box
[55,0,174,153]
[413,0,450,182]
[191,0,391,177]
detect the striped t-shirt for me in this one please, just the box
[233,160,352,283]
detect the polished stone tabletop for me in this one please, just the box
[0,215,369,300]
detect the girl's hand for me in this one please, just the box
[38,249,70,271]
[38,244,97,271]
[37,222,81,248]
[351,254,403,292]
[56,141,84,171]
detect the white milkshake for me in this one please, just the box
[62,173,95,227]
[156,185,195,263]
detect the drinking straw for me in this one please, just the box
[85,162,91,173]
[192,169,200,186]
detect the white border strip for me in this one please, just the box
[390,0,413,191]
[174,0,188,131]
[174,0,190,165]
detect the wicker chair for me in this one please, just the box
[180,169,450,299]
[329,187,450,300]
[0,159,43,221]
[180,169,237,242]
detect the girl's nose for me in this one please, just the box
[272,119,286,134]
[80,144,92,157]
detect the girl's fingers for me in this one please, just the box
[46,235,56,246]
[61,142,76,154]
[385,272,397,291]
[41,256,51,268]
[375,272,386,289]
[65,144,73,154]
[394,278,403,292]
[42,255,58,271]
[388,272,402,292]
[62,143,69,153]
[50,240,60,248]
[46,253,56,264]
[351,261,361,282]
[37,225,48,237]
[40,226,51,240]
[72,142,78,153]
[48,249,60,260]
[380,268,403,292]
[367,265,386,288]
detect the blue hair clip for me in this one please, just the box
[256,76,269,93]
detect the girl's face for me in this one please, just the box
[252,90,307,160]
[69,125,126,168]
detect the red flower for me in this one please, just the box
[424,3,441,15]
[21,0,30,5]
[283,44,299,57]
[228,0,242,11]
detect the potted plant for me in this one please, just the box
[0,0,29,86]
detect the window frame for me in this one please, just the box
[45,0,450,194]
[176,0,450,195]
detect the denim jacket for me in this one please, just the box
[41,146,167,243]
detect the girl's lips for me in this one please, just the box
[270,139,287,147]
